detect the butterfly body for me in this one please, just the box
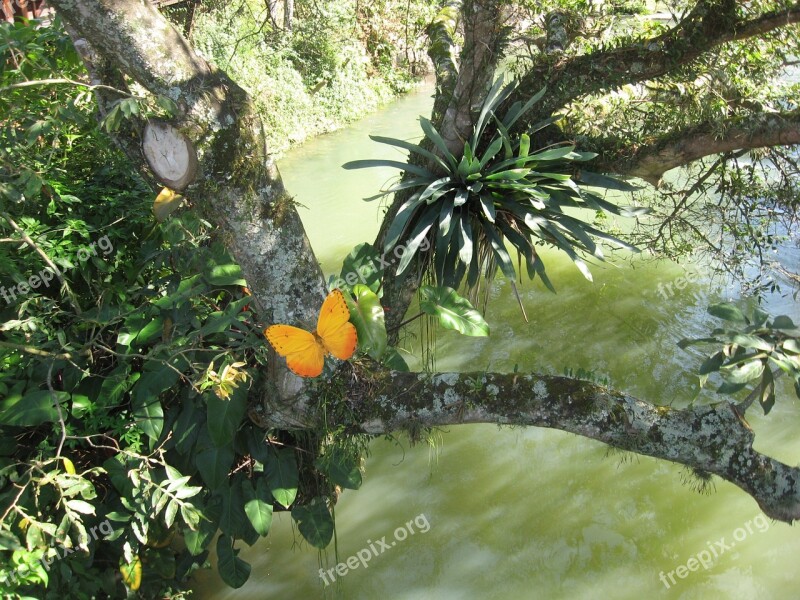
[264,289,357,377]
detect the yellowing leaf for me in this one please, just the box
[153,187,184,222]
[120,555,142,591]
[62,457,76,474]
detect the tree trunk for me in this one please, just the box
[284,0,293,32]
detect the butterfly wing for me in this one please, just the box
[316,289,357,360]
[264,324,325,378]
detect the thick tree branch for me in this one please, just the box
[614,109,800,184]
[328,370,798,523]
[438,0,509,155]
[511,0,800,129]
[427,0,460,119]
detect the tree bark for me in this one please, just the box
[284,0,293,32]
[49,0,327,404]
[612,109,800,185]
[266,368,800,523]
[437,0,509,155]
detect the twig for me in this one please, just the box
[0,77,132,97]
[389,311,425,332]
[48,361,67,459]
[0,340,90,360]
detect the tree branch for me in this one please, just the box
[438,0,509,155]
[511,0,800,129]
[330,370,800,523]
[614,109,800,184]
[426,0,460,120]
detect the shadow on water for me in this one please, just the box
[194,82,800,599]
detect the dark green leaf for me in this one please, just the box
[243,478,273,537]
[479,137,504,169]
[205,264,246,286]
[677,337,720,349]
[184,500,221,555]
[368,134,451,172]
[341,159,435,179]
[578,170,641,191]
[482,223,516,280]
[206,387,247,447]
[316,448,362,490]
[420,176,454,203]
[131,362,180,444]
[0,390,62,426]
[265,449,298,508]
[699,351,725,375]
[195,443,234,490]
[419,117,458,170]
[528,146,575,162]
[292,499,334,549]
[216,535,251,588]
[381,347,410,371]
[336,243,382,295]
[502,85,546,130]
[760,368,775,415]
[395,205,438,275]
[174,399,202,455]
[218,477,248,537]
[708,303,747,322]
[772,315,796,329]
[419,285,490,337]
[384,192,424,252]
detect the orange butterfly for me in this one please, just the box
[264,289,357,378]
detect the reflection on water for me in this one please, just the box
[194,83,800,599]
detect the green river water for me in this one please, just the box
[195,82,800,599]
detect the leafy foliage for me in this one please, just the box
[680,303,800,414]
[345,76,646,293]
[0,18,366,598]
[190,0,437,154]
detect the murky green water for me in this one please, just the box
[195,83,800,599]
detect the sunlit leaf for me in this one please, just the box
[265,449,298,509]
[344,285,387,360]
[419,285,489,337]
[243,478,273,537]
[153,187,184,222]
[120,556,142,591]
